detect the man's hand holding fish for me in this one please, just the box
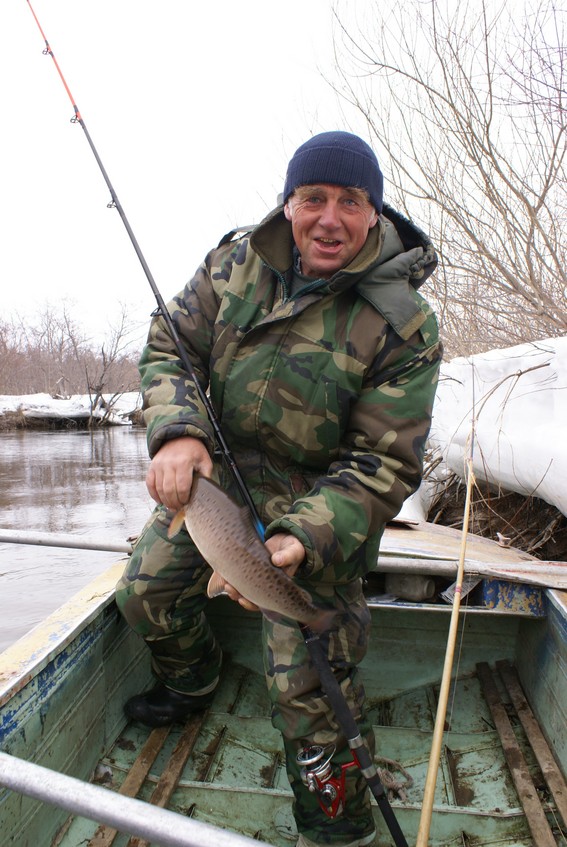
[214,532,305,612]
[146,435,213,512]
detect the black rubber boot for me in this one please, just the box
[124,683,215,727]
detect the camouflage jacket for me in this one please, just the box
[139,203,442,584]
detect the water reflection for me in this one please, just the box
[0,427,154,651]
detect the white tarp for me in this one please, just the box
[426,336,567,517]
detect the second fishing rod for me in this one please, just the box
[26,5,408,845]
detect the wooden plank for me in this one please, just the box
[497,660,567,826]
[127,712,208,847]
[88,726,171,847]
[476,662,557,847]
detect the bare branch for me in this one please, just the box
[332,0,567,353]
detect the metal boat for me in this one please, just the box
[1,522,566,846]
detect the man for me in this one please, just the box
[116,131,442,847]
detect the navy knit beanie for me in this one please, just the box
[283,131,383,213]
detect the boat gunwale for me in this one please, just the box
[2,566,562,706]
[0,552,564,721]
[0,559,127,708]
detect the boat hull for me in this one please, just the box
[0,562,566,846]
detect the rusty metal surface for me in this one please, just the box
[481,580,547,616]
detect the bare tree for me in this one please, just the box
[0,304,140,399]
[332,0,567,355]
[84,305,141,425]
[24,305,89,394]
[0,319,26,395]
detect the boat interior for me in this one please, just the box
[1,555,566,847]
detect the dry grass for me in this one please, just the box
[429,473,567,562]
[0,410,27,431]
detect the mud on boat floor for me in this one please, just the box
[54,604,566,847]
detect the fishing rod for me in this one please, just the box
[26,6,407,844]
[25,0,262,541]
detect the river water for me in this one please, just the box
[0,427,154,652]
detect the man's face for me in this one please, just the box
[284,184,379,279]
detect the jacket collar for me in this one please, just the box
[250,204,438,339]
[250,206,384,287]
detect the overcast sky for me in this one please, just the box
[1,1,375,348]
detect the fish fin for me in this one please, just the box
[207,571,227,599]
[260,609,283,625]
[167,510,186,540]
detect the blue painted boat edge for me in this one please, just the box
[517,588,567,776]
[0,559,127,709]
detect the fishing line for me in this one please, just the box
[25,0,263,541]
[444,460,475,768]
[26,5,407,843]
[445,359,479,740]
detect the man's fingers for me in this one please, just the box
[146,465,192,512]
[238,597,260,612]
[223,581,259,612]
[266,533,305,575]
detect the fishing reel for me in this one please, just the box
[297,744,358,818]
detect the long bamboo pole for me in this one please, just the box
[415,457,475,846]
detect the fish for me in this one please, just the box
[168,475,336,632]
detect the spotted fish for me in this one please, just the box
[169,475,335,631]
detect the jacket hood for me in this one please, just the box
[249,203,438,339]
[250,205,384,283]
[378,203,438,290]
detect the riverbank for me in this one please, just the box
[2,340,567,562]
[0,392,143,430]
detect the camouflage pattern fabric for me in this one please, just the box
[264,580,376,843]
[116,506,222,694]
[117,518,375,842]
[118,202,442,840]
[139,205,442,587]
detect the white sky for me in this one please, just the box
[1,0,377,349]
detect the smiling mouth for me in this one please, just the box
[316,237,341,246]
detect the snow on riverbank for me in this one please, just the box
[1,336,566,517]
[0,391,142,426]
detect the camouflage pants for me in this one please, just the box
[116,505,375,844]
[116,505,222,694]
[264,583,375,843]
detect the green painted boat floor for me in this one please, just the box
[55,605,566,847]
